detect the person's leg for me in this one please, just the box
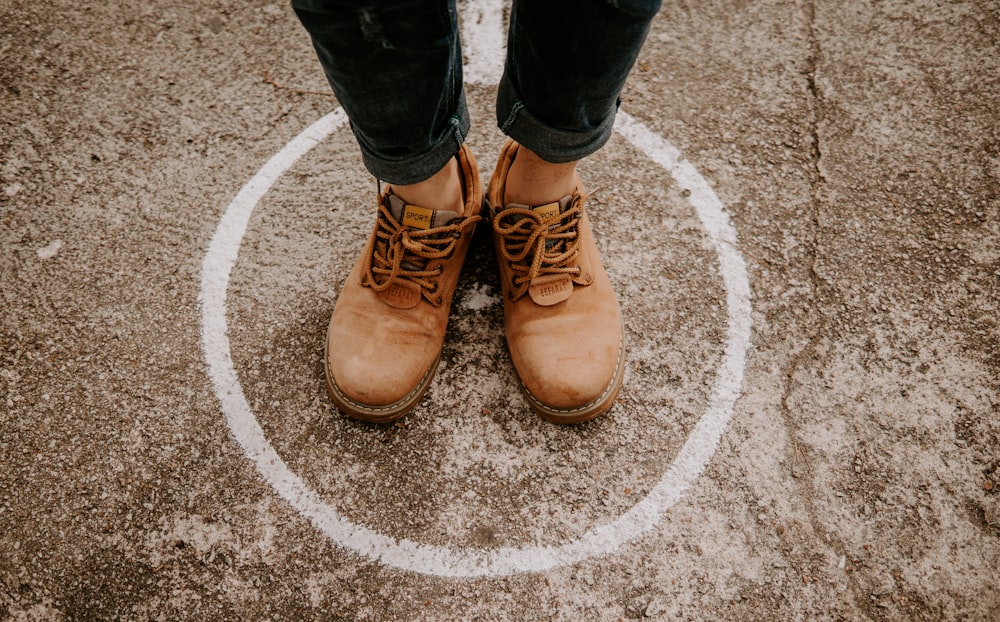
[292,0,483,421]
[292,0,467,211]
[489,0,661,423]
[498,0,661,204]
[498,0,661,165]
[292,0,467,183]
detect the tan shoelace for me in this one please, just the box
[362,198,480,304]
[492,195,583,301]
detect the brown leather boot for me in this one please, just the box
[325,144,482,422]
[487,140,626,423]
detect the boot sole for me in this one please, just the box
[518,323,627,425]
[324,341,441,424]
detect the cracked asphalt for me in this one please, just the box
[2,0,999,620]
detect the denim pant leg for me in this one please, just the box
[497,0,662,163]
[291,0,469,185]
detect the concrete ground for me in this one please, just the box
[2,0,998,620]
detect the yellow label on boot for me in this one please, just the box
[402,204,434,229]
[533,202,560,220]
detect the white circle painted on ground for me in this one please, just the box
[198,105,752,577]
[201,0,749,578]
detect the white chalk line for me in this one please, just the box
[200,0,750,578]
[198,106,752,577]
[461,0,506,86]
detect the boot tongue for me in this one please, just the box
[502,195,576,306]
[502,195,572,223]
[502,194,572,250]
[387,194,462,230]
[376,194,463,310]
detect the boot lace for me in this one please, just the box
[362,197,480,304]
[492,195,583,301]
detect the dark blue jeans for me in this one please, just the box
[292,0,661,184]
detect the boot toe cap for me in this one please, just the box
[513,334,625,416]
[325,326,442,419]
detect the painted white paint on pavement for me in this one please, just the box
[199,106,752,576]
[200,3,752,577]
[461,0,506,86]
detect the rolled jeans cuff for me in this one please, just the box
[496,76,618,164]
[355,92,470,186]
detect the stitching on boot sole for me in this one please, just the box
[518,319,627,420]
[325,344,441,421]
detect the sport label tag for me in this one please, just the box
[532,202,560,220]
[402,204,434,229]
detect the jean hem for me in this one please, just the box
[496,76,617,164]
[357,95,470,186]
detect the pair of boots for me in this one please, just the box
[325,140,625,424]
